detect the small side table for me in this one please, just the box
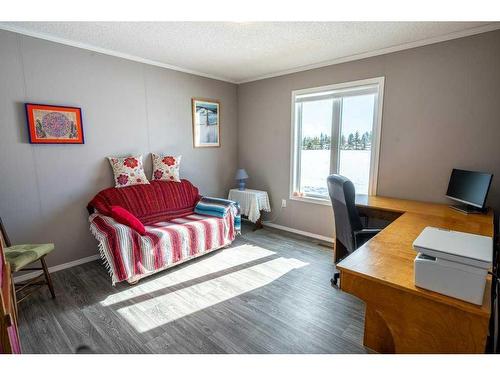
[228,188,271,230]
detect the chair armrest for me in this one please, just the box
[353,228,382,249]
[357,228,382,235]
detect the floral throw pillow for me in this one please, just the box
[151,154,182,182]
[107,155,150,188]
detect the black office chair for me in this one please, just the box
[327,174,381,286]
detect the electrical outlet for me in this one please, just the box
[281,199,287,208]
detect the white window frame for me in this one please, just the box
[289,77,385,205]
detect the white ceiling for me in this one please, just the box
[1,22,499,83]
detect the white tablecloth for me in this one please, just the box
[228,188,271,223]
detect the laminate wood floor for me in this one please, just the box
[17,225,367,353]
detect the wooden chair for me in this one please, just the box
[1,235,21,353]
[0,218,55,304]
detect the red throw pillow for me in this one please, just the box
[110,206,146,235]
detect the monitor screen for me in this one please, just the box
[446,169,493,208]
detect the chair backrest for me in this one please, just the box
[327,174,363,253]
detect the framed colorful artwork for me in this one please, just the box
[25,103,84,144]
[191,98,220,148]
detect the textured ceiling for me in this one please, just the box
[1,22,499,83]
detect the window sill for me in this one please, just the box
[289,195,332,207]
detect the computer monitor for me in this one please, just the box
[446,169,493,213]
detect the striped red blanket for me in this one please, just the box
[89,211,237,285]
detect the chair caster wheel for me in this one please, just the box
[331,274,339,286]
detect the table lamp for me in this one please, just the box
[235,169,249,190]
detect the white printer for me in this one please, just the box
[413,226,492,305]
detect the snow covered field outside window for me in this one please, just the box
[301,150,371,196]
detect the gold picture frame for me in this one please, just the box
[192,98,220,148]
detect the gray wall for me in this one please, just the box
[238,30,500,239]
[2,28,500,266]
[0,29,238,267]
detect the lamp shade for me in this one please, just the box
[235,168,249,180]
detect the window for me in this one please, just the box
[290,77,384,203]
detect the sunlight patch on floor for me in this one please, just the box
[100,243,275,307]
[110,245,309,333]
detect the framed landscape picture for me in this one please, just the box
[192,98,220,148]
[25,103,84,144]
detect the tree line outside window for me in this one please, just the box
[301,130,372,151]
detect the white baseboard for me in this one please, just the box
[12,224,332,283]
[262,222,334,243]
[13,254,100,283]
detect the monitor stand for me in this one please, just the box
[449,204,486,214]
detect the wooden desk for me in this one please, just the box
[336,195,493,353]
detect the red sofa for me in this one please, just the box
[87,180,238,284]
